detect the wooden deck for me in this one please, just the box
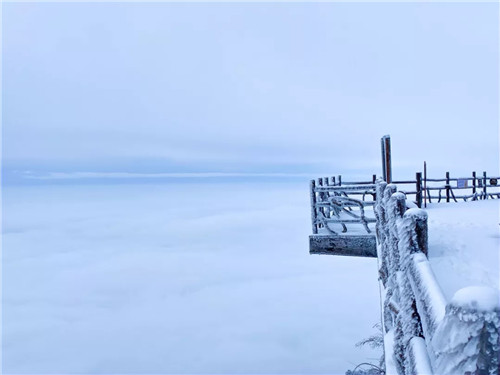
[309,234,377,258]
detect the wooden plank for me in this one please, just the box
[314,184,377,192]
[324,218,377,224]
[309,234,377,258]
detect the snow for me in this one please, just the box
[404,208,428,220]
[426,199,500,301]
[450,286,500,311]
[431,290,500,375]
[424,199,500,375]
[2,181,381,373]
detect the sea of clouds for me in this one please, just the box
[3,180,380,373]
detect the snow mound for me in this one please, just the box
[404,208,428,220]
[450,286,500,312]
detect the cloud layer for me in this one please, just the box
[3,182,381,373]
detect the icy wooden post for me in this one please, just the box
[331,176,336,186]
[472,171,477,196]
[381,135,392,183]
[310,180,318,234]
[483,171,487,199]
[416,172,422,208]
[338,175,342,186]
[324,177,330,218]
[405,209,428,257]
[371,175,377,201]
[424,161,427,208]
[317,178,324,220]
[393,192,406,218]
[445,172,450,203]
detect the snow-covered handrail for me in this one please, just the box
[375,180,500,375]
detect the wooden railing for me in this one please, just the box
[323,171,500,208]
[310,177,376,235]
[422,171,500,203]
[375,180,500,375]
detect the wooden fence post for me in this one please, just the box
[310,180,318,234]
[381,135,392,183]
[338,175,342,186]
[381,138,387,182]
[394,192,406,218]
[331,176,336,186]
[324,177,330,216]
[483,171,487,199]
[415,211,428,256]
[403,209,428,256]
[416,172,422,208]
[318,178,324,219]
[446,172,450,203]
[424,161,427,208]
[472,171,477,196]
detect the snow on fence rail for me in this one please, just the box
[375,180,500,375]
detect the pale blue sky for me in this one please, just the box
[3,2,499,180]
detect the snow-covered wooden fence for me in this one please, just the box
[310,177,377,235]
[326,172,500,209]
[424,171,500,204]
[309,177,378,257]
[375,180,500,375]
